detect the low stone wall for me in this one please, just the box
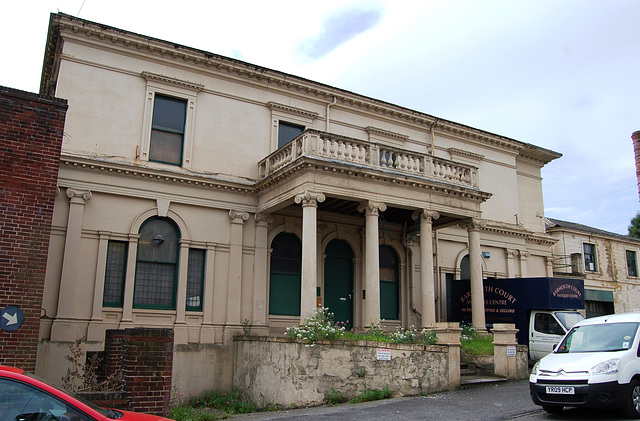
[234,336,451,407]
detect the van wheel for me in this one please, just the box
[624,380,640,419]
[542,405,563,413]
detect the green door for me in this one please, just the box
[324,239,353,329]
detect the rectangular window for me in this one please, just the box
[583,243,596,272]
[103,241,127,307]
[149,94,187,165]
[278,121,304,148]
[627,250,638,277]
[186,248,205,311]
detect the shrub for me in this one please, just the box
[324,387,344,405]
[349,386,392,403]
[284,307,346,345]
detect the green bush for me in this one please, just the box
[349,386,392,403]
[324,387,344,405]
[284,307,346,345]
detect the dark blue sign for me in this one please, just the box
[1,306,24,332]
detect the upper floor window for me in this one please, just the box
[278,121,304,148]
[149,94,187,165]
[627,250,638,277]
[134,217,180,309]
[583,243,596,272]
[140,72,202,168]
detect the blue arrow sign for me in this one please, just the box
[1,306,24,332]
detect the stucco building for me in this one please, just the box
[38,13,561,394]
[547,218,640,317]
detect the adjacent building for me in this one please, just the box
[37,13,562,394]
[547,218,640,317]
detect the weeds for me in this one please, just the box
[349,386,392,403]
[324,387,344,406]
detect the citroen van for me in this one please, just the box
[529,312,640,418]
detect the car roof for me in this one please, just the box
[575,312,640,327]
[0,365,24,374]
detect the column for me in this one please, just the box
[174,239,190,344]
[51,188,92,341]
[545,255,554,277]
[252,213,272,335]
[120,233,139,327]
[505,249,517,278]
[87,231,110,341]
[519,251,529,278]
[295,191,325,319]
[357,200,386,327]
[226,210,249,334]
[466,219,485,330]
[413,210,439,327]
[200,242,217,343]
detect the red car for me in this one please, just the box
[0,365,172,421]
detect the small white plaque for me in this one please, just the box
[377,348,391,361]
[506,345,517,357]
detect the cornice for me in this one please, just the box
[479,220,557,245]
[255,155,492,204]
[267,102,319,120]
[59,153,257,194]
[142,71,204,91]
[365,126,409,141]
[46,13,560,164]
[448,148,484,162]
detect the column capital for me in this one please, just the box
[255,213,274,225]
[412,209,440,222]
[229,209,250,223]
[519,250,530,260]
[357,200,387,216]
[294,190,326,207]
[460,218,485,231]
[505,248,518,259]
[66,188,92,201]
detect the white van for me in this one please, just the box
[529,312,640,417]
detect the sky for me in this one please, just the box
[2,0,639,235]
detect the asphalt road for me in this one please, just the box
[231,380,630,420]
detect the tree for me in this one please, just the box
[629,213,640,238]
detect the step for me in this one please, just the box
[460,375,507,385]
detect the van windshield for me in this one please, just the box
[556,322,639,353]
[555,311,584,330]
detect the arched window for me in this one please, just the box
[460,255,470,280]
[379,245,399,320]
[269,233,302,316]
[134,217,180,309]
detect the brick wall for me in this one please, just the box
[0,86,67,371]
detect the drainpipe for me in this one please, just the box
[326,96,337,132]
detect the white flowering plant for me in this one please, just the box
[285,307,346,345]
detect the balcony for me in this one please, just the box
[258,130,478,190]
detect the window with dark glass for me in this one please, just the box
[379,245,399,320]
[134,217,180,309]
[269,233,302,316]
[277,121,304,148]
[103,240,127,307]
[583,243,596,272]
[149,94,187,165]
[186,248,205,311]
[627,250,638,277]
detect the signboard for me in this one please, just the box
[376,349,391,361]
[1,306,24,332]
[507,346,517,357]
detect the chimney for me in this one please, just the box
[633,131,640,201]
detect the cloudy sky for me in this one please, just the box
[3,0,639,234]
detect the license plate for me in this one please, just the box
[546,386,575,394]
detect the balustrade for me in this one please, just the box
[257,130,478,188]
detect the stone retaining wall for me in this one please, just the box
[234,336,451,407]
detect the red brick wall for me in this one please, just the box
[0,86,67,371]
[122,328,174,416]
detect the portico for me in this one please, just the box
[256,129,492,329]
